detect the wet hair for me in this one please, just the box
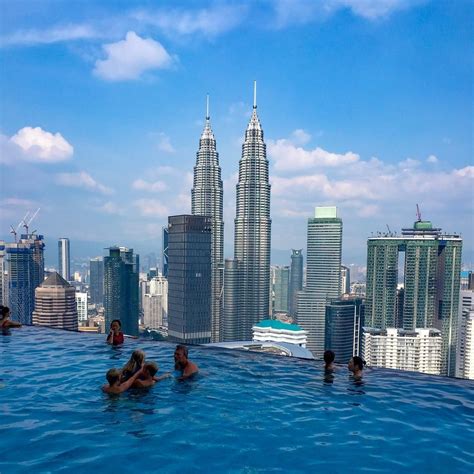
[0,306,10,318]
[123,349,145,374]
[324,350,335,365]
[110,319,122,328]
[106,368,121,385]
[352,356,365,371]
[175,344,188,358]
[144,361,158,377]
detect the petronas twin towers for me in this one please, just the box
[191,83,271,342]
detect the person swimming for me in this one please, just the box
[348,356,365,379]
[132,361,171,388]
[174,345,199,380]
[102,367,144,394]
[324,350,336,372]
[0,306,21,329]
[106,319,124,346]
[121,349,145,382]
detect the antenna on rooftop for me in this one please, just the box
[416,203,422,222]
[253,80,257,109]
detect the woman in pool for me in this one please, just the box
[121,349,145,382]
[0,306,21,329]
[106,319,124,346]
[348,356,365,379]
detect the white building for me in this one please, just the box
[457,290,474,379]
[252,319,308,347]
[362,327,442,375]
[75,292,88,322]
[143,275,168,329]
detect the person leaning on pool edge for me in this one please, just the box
[0,306,21,329]
[174,345,199,380]
[106,319,124,346]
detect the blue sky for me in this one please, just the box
[0,0,472,268]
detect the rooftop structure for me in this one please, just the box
[252,319,308,347]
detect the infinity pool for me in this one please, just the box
[1,327,473,473]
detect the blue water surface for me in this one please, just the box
[1,327,473,473]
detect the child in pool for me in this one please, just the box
[106,319,124,346]
[121,349,145,382]
[102,367,144,394]
[132,361,171,388]
[0,306,21,329]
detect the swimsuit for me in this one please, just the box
[108,332,124,345]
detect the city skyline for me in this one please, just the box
[0,1,472,267]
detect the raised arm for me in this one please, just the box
[118,368,144,393]
[106,330,113,344]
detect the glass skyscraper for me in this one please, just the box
[191,97,224,342]
[167,215,212,344]
[89,257,104,306]
[58,237,70,281]
[289,249,303,317]
[365,219,462,376]
[104,246,139,337]
[273,266,290,314]
[224,82,271,341]
[296,207,342,358]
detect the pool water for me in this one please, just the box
[1,327,473,473]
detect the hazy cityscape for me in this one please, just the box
[1,1,473,471]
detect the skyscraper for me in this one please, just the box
[296,206,342,357]
[325,297,364,363]
[365,218,462,376]
[225,82,271,341]
[167,215,212,344]
[3,233,44,324]
[191,96,224,343]
[289,249,303,318]
[89,257,104,306]
[58,238,70,281]
[273,266,290,314]
[340,265,351,295]
[104,246,139,337]
[162,227,169,278]
[32,272,78,331]
[456,289,474,379]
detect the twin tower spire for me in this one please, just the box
[191,82,271,343]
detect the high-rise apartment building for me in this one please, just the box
[104,246,139,337]
[32,272,78,331]
[341,265,351,295]
[456,290,474,379]
[365,218,462,376]
[289,249,303,317]
[362,327,442,375]
[0,243,6,306]
[325,297,364,363]
[58,238,70,281]
[167,215,212,344]
[89,257,104,305]
[3,233,45,324]
[296,206,342,358]
[191,96,224,343]
[143,274,168,330]
[75,292,88,323]
[462,309,474,380]
[224,82,271,341]
[273,266,290,314]
[162,227,169,278]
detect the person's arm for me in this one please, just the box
[7,321,21,328]
[106,331,113,344]
[153,373,171,382]
[117,368,144,393]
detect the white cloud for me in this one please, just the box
[268,138,359,170]
[334,0,421,20]
[132,179,168,193]
[156,133,175,153]
[133,199,169,217]
[1,127,73,164]
[56,172,113,195]
[426,154,438,164]
[0,24,102,47]
[454,166,474,178]
[94,31,173,81]
[97,201,123,215]
[291,129,311,145]
[131,5,247,37]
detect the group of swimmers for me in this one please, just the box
[103,319,199,394]
[324,349,365,380]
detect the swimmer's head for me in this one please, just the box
[143,361,158,377]
[348,356,364,373]
[132,349,145,365]
[110,320,121,331]
[106,368,121,385]
[324,350,335,366]
[174,345,188,369]
[0,306,11,319]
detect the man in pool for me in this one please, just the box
[324,350,336,372]
[348,356,364,379]
[174,345,199,380]
[102,366,144,394]
[132,361,171,388]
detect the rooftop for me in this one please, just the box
[254,319,304,332]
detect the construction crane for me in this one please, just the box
[386,224,392,235]
[22,208,40,235]
[10,212,29,243]
[416,204,422,222]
